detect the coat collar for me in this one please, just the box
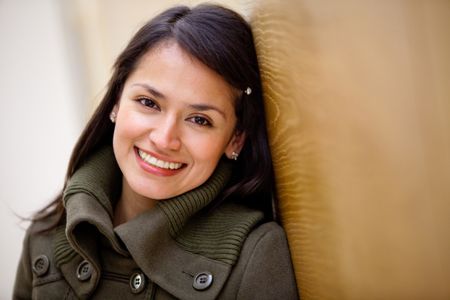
[55,146,262,299]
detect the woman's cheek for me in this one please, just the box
[187,134,228,160]
[120,112,155,137]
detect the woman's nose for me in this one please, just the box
[148,116,181,151]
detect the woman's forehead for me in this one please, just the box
[126,42,237,106]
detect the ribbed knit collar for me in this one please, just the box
[56,146,263,299]
[62,145,232,255]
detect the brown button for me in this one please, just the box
[130,271,146,294]
[76,260,92,281]
[32,255,50,277]
[193,271,213,291]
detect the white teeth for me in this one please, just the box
[156,160,164,168]
[138,149,183,170]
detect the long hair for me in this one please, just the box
[35,4,275,225]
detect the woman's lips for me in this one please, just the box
[137,148,183,170]
[134,147,186,176]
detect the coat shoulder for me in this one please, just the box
[25,213,62,257]
[219,220,299,299]
[13,213,69,300]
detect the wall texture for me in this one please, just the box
[252,0,450,298]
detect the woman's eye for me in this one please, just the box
[189,116,212,127]
[138,98,159,110]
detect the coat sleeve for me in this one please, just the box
[13,229,33,300]
[230,222,299,299]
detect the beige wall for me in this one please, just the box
[253,0,450,298]
[0,0,83,297]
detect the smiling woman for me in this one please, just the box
[112,42,243,219]
[13,4,298,299]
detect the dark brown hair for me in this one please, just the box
[35,4,275,225]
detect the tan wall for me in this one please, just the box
[252,0,450,299]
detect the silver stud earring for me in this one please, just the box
[231,151,239,161]
[244,87,252,95]
[109,111,117,123]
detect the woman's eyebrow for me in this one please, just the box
[132,83,227,119]
[131,83,166,99]
[131,83,227,120]
[189,103,226,119]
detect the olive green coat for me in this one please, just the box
[13,148,298,299]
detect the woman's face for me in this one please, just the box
[112,41,244,201]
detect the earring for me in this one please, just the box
[109,111,117,123]
[231,151,239,161]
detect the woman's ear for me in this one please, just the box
[225,131,246,160]
[110,105,119,123]
[112,104,119,114]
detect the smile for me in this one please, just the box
[137,148,184,170]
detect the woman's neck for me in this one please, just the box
[113,177,157,227]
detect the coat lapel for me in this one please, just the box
[115,206,232,300]
[54,146,262,299]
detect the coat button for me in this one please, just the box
[129,271,146,294]
[32,255,50,277]
[76,260,92,281]
[193,271,213,291]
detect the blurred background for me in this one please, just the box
[3,1,450,299]
[0,0,248,297]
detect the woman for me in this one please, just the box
[14,4,298,299]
